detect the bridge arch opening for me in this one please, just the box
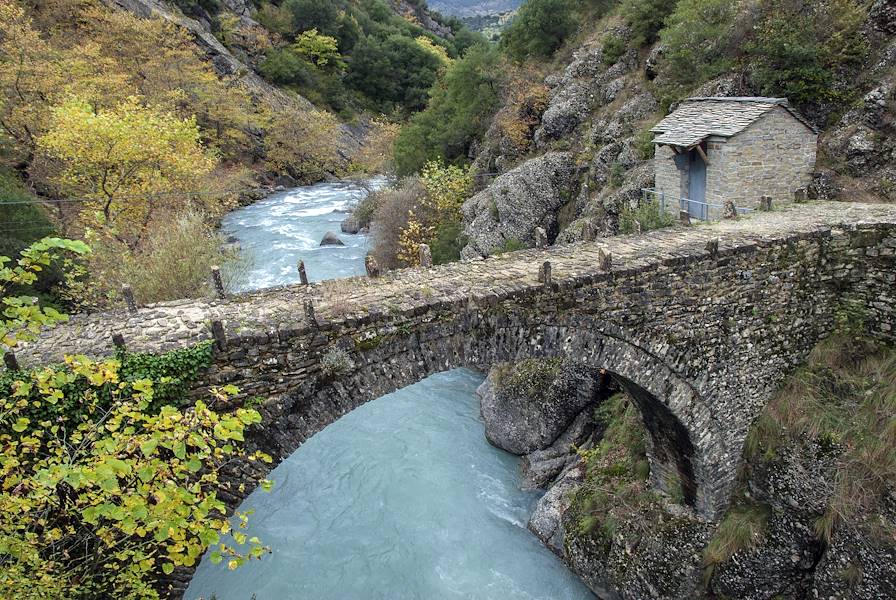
[607,373,698,507]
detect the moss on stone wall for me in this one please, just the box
[492,357,564,402]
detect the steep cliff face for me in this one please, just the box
[462,4,896,256]
[104,0,311,111]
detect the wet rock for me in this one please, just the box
[319,231,345,246]
[273,174,297,189]
[341,215,361,234]
[476,358,598,455]
[528,466,585,556]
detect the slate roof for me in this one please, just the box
[650,97,816,148]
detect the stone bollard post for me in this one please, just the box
[759,195,772,211]
[210,320,226,351]
[722,200,738,220]
[706,238,720,259]
[304,299,316,322]
[122,284,137,313]
[539,261,552,289]
[794,188,807,203]
[211,266,226,299]
[297,260,309,285]
[365,255,380,278]
[3,351,19,372]
[679,210,691,226]
[418,243,433,268]
[534,227,547,249]
[111,333,126,351]
[634,220,643,235]
[598,249,612,271]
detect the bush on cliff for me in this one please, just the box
[394,43,502,176]
[500,0,577,61]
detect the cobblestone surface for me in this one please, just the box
[18,202,896,365]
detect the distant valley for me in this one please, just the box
[428,0,521,18]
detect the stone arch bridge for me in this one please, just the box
[17,203,896,523]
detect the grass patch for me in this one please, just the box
[744,313,896,542]
[494,238,527,254]
[569,393,653,545]
[703,502,771,567]
[492,357,563,400]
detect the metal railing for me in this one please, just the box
[640,188,754,221]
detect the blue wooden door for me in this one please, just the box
[688,150,707,219]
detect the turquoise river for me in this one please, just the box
[186,180,594,600]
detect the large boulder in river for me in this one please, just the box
[319,231,345,246]
[476,358,598,455]
[461,152,579,259]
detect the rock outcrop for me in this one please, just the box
[476,358,598,455]
[319,231,345,246]
[461,152,579,258]
[340,215,361,234]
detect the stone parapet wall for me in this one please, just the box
[13,204,896,524]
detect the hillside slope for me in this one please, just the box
[459,1,896,257]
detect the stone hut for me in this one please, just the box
[651,97,817,218]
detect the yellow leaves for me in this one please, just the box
[419,160,473,220]
[38,95,217,242]
[0,348,271,596]
[397,210,435,267]
[263,107,341,184]
[414,36,452,68]
[293,29,344,68]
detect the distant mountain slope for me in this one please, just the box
[428,0,522,18]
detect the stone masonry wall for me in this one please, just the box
[654,144,686,202]
[707,107,817,208]
[13,203,896,598]
[653,107,817,210]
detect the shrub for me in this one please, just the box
[254,2,294,36]
[67,209,247,307]
[0,356,272,599]
[494,75,550,155]
[601,34,626,66]
[618,197,674,233]
[259,47,313,86]
[430,219,466,264]
[393,43,502,175]
[620,0,677,46]
[608,162,625,188]
[264,108,341,183]
[494,238,526,254]
[660,0,738,89]
[0,168,56,260]
[500,0,577,60]
[370,178,428,269]
[320,347,354,377]
[346,33,442,113]
[746,0,869,109]
[0,248,271,598]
